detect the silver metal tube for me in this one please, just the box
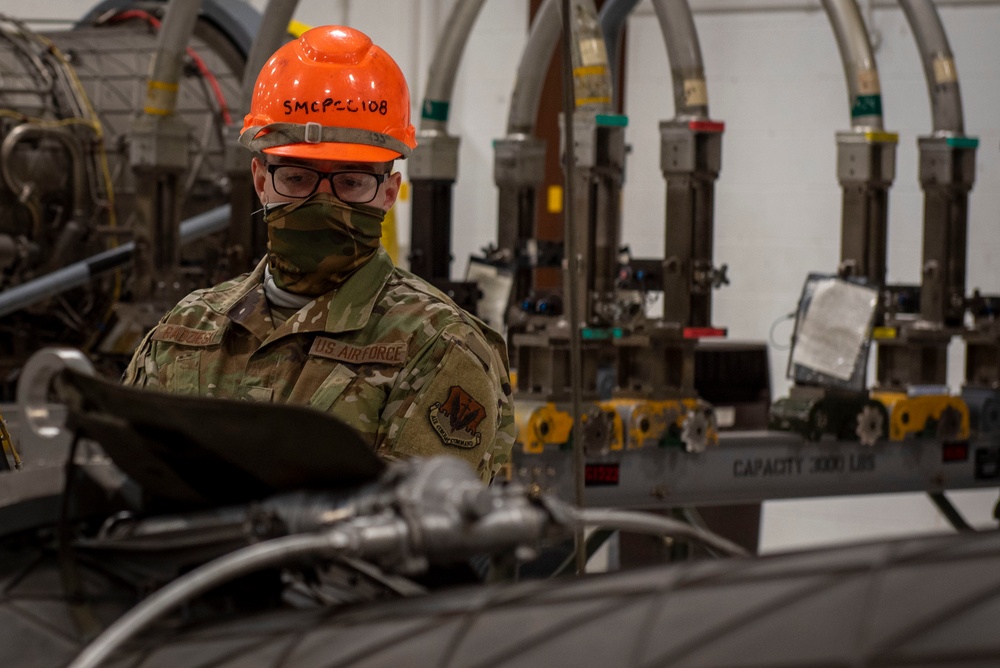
[686,0,1000,13]
[652,0,710,118]
[225,1,298,272]
[899,0,964,135]
[145,0,202,115]
[0,205,231,318]
[236,0,299,124]
[572,507,750,557]
[560,0,586,574]
[419,0,488,132]
[598,0,642,106]
[0,123,90,230]
[507,0,561,135]
[68,531,352,668]
[821,0,884,130]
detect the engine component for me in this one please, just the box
[0,7,250,395]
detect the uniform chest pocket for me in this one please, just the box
[308,364,357,412]
[163,351,201,395]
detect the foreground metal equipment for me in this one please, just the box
[82,529,1000,667]
[0,350,995,667]
[0,348,744,667]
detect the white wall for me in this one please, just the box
[12,0,999,552]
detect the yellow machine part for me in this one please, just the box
[516,402,573,454]
[0,406,20,469]
[870,391,971,441]
[601,397,707,449]
[515,401,624,454]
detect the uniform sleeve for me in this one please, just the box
[381,324,515,483]
[121,328,159,388]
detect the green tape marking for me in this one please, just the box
[851,94,883,118]
[421,99,450,122]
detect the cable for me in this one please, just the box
[928,491,975,533]
[769,311,796,351]
[69,483,747,667]
[568,507,749,558]
[68,530,354,668]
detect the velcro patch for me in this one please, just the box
[152,324,223,347]
[429,386,486,449]
[310,338,407,366]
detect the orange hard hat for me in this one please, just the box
[240,25,416,162]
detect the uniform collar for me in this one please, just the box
[208,248,395,340]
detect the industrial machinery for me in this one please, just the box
[0,346,750,667]
[496,0,728,466]
[0,1,261,395]
[769,0,986,456]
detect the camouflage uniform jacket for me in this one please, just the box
[123,248,515,482]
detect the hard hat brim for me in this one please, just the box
[263,142,403,163]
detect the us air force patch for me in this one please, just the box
[429,385,486,449]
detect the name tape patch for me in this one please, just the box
[152,324,223,347]
[310,338,407,366]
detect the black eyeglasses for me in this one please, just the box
[267,164,389,203]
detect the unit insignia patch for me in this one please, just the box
[428,385,486,449]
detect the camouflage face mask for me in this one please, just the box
[264,192,384,296]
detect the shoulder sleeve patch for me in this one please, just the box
[389,339,501,481]
[429,386,487,449]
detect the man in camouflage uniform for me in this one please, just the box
[124,25,514,483]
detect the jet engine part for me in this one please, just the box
[0,6,249,394]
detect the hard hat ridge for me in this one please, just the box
[240,25,417,162]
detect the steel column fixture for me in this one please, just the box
[408,0,487,312]
[127,0,202,303]
[651,0,727,330]
[896,1,995,429]
[225,0,298,274]
[901,0,977,332]
[874,0,979,392]
[493,0,559,315]
[511,0,628,400]
[823,0,897,288]
[610,0,724,401]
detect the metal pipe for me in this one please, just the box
[684,0,1000,13]
[598,0,642,106]
[507,0,561,135]
[560,0,586,574]
[144,0,201,116]
[652,0,710,119]
[0,205,231,318]
[0,124,90,236]
[226,0,299,268]
[68,531,352,668]
[235,0,299,125]
[899,0,964,135]
[821,0,884,129]
[419,0,488,132]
